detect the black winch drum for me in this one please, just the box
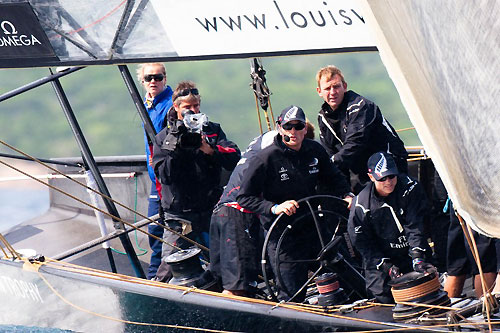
[164,247,216,289]
[315,272,348,306]
[389,271,450,321]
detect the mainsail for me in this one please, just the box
[359,0,500,236]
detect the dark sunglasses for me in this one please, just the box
[281,122,306,131]
[143,74,164,82]
[176,88,199,98]
[378,174,397,182]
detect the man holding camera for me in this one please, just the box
[152,81,240,282]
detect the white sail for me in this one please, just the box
[359,0,500,236]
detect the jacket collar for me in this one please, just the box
[147,85,173,107]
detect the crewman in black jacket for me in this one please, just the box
[316,65,408,193]
[348,152,434,303]
[152,81,240,281]
[237,105,353,301]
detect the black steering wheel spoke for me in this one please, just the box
[261,195,350,302]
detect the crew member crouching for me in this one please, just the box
[348,152,435,303]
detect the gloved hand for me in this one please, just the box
[388,265,402,280]
[378,259,403,279]
[413,258,437,274]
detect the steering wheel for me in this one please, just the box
[261,195,352,302]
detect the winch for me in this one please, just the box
[389,271,450,321]
[315,272,348,306]
[164,247,218,290]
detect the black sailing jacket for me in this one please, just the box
[318,90,407,176]
[347,175,430,270]
[153,109,240,213]
[237,135,351,228]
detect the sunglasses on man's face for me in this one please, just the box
[144,74,164,82]
[281,122,306,131]
[177,88,199,98]
[377,174,397,182]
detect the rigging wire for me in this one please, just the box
[0,138,208,254]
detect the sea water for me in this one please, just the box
[0,188,49,233]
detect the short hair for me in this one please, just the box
[315,65,346,87]
[172,80,201,104]
[136,63,166,82]
[305,119,315,139]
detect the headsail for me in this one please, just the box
[359,0,500,236]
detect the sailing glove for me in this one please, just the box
[412,258,437,274]
[377,259,402,279]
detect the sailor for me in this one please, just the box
[348,152,434,303]
[237,105,353,301]
[316,65,408,193]
[152,81,240,282]
[210,121,316,297]
[444,201,497,298]
[137,63,174,279]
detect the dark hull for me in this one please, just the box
[0,258,431,332]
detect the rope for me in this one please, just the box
[391,275,441,302]
[0,138,208,253]
[254,94,263,134]
[16,256,496,332]
[27,259,236,332]
[456,211,494,332]
[396,126,415,133]
[0,233,21,260]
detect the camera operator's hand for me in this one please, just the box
[199,135,214,155]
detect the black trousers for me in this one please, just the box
[155,209,211,282]
[209,205,260,291]
[364,256,412,304]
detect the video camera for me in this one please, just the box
[163,110,208,151]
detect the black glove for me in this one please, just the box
[388,265,402,280]
[378,259,402,279]
[412,258,437,274]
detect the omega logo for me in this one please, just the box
[0,20,42,47]
[1,20,17,34]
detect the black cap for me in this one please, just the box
[367,152,399,180]
[277,105,306,125]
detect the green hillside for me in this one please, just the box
[0,53,419,159]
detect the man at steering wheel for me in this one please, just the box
[237,105,353,301]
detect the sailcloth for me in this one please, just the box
[359,0,500,236]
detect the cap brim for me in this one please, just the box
[372,168,399,180]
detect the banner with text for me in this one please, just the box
[150,0,376,56]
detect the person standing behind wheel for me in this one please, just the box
[237,105,353,301]
[348,152,434,303]
[316,65,408,193]
[137,63,173,279]
[210,122,317,297]
[152,81,241,282]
